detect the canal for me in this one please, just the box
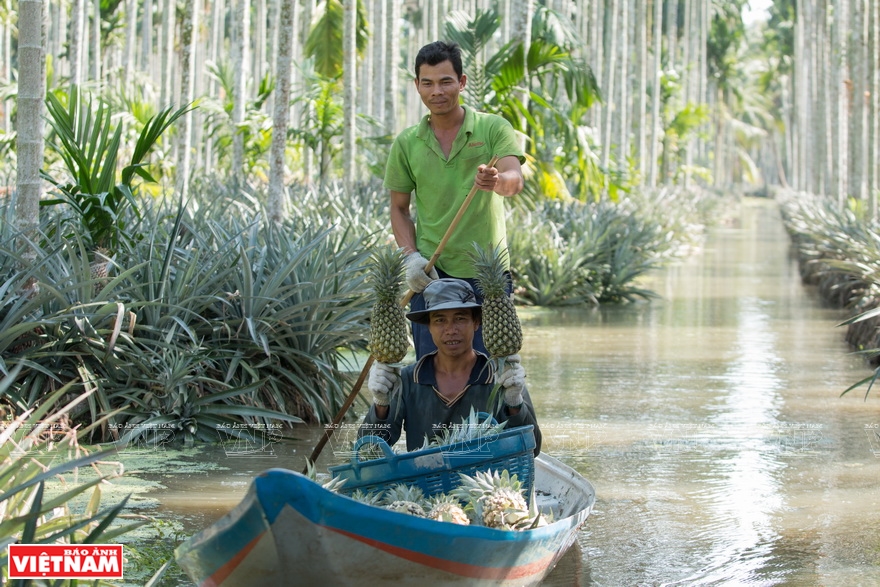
[133,197,880,585]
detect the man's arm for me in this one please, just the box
[390,190,417,254]
[475,155,524,197]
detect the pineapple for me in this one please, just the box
[304,460,348,492]
[426,494,470,525]
[470,244,522,358]
[451,469,531,530]
[423,406,507,448]
[356,440,388,461]
[349,489,384,507]
[90,247,112,295]
[382,484,427,517]
[368,247,410,364]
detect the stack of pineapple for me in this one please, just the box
[339,470,547,530]
[470,244,522,359]
[367,247,411,364]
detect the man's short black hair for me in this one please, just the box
[415,41,463,80]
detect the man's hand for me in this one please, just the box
[496,354,525,408]
[404,251,439,293]
[368,361,400,406]
[474,164,500,192]
[475,156,524,196]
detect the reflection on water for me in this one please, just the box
[530,198,880,586]
[141,199,880,585]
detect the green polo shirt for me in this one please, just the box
[384,107,525,278]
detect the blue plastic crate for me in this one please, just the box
[329,425,536,499]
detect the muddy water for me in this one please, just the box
[141,198,880,585]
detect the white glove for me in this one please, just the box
[496,354,525,407]
[404,252,439,293]
[368,361,400,406]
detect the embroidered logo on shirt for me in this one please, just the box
[467,141,485,148]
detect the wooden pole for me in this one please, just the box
[304,155,499,471]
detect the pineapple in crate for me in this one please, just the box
[426,494,470,525]
[367,247,410,364]
[452,469,547,531]
[382,484,427,517]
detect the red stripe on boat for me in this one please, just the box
[200,532,265,587]
[329,527,554,580]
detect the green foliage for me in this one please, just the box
[304,0,370,78]
[779,191,880,394]
[122,518,189,586]
[509,188,717,306]
[445,6,601,202]
[0,377,148,582]
[41,87,190,252]
[0,179,383,439]
[199,64,274,181]
[290,59,386,184]
[291,62,344,181]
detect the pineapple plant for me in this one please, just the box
[451,469,533,530]
[426,494,470,525]
[470,244,522,358]
[368,247,410,364]
[382,483,427,517]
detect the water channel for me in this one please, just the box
[135,197,880,585]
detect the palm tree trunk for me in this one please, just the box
[371,0,386,122]
[832,0,849,204]
[140,0,152,72]
[69,0,84,84]
[601,0,619,178]
[302,0,316,183]
[617,0,629,176]
[813,2,827,195]
[589,0,602,133]
[849,0,867,201]
[122,0,137,86]
[384,0,400,135]
[1,0,12,133]
[160,0,174,107]
[269,0,295,222]
[871,0,879,216]
[255,0,267,86]
[176,0,198,200]
[16,0,45,267]
[342,0,356,189]
[511,0,533,139]
[648,0,662,188]
[204,0,224,172]
[797,0,809,192]
[90,0,100,80]
[792,0,803,191]
[665,0,678,72]
[634,0,647,182]
[232,0,250,182]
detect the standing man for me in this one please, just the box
[385,41,525,358]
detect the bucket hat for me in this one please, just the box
[405,278,481,324]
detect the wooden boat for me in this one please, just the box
[175,454,595,587]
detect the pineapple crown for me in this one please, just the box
[405,278,482,324]
[382,483,426,506]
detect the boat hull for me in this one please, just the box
[176,454,595,587]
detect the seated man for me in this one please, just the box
[359,278,541,455]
